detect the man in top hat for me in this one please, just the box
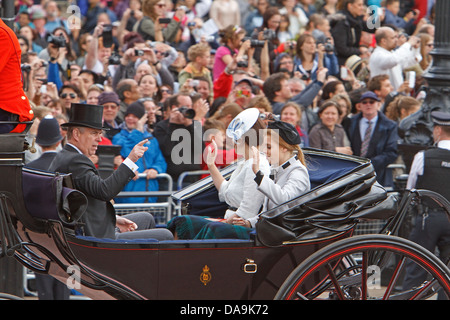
[48,103,173,240]
[403,111,450,298]
[346,91,399,188]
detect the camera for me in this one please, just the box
[159,18,171,24]
[263,29,276,41]
[189,80,200,87]
[204,35,215,43]
[177,106,196,119]
[250,39,265,47]
[134,49,144,56]
[21,64,31,73]
[259,113,280,121]
[237,60,248,68]
[324,38,334,53]
[108,52,122,65]
[47,34,66,48]
[244,37,265,48]
[102,24,113,48]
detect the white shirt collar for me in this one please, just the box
[437,140,450,150]
[67,143,83,155]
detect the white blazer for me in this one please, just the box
[219,153,271,223]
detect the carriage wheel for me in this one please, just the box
[275,234,450,300]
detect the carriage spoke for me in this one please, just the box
[383,256,406,300]
[361,252,368,300]
[325,263,346,300]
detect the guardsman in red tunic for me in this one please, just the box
[0,19,34,133]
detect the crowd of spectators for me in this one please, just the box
[17,0,436,199]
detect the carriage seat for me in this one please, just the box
[307,154,360,189]
[73,235,255,248]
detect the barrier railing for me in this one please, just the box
[114,173,174,224]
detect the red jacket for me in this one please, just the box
[0,20,33,131]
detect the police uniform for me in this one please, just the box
[403,111,450,297]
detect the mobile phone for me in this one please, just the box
[340,66,348,80]
[407,71,416,88]
[158,18,171,24]
[102,24,113,48]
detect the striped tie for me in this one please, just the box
[360,121,372,157]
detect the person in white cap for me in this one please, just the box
[167,108,270,239]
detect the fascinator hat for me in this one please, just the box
[226,108,260,143]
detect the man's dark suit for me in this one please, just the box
[48,144,135,239]
[26,152,58,171]
[347,111,399,187]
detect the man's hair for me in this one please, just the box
[59,84,82,97]
[187,43,210,62]
[262,72,288,102]
[385,0,399,7]
[375,26,394,45]
[116,79,134,101]
[66,126,86,140]
[79,69,99,84]
[168,92,191,110]
[368,74,390,92]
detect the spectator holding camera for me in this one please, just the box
[38,27,77,81]
[134,0,185,43]
[153,92,205,188]
[250,6,283,72]
[212,24,247,80]
[293,33,339,83]
[84,22,115,80]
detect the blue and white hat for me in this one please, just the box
[226,108,260,143]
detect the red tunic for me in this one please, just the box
[0,20,33,132]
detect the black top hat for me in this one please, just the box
[36,115,63,146]
[61,103,109,130]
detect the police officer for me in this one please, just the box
[403,111,450,298]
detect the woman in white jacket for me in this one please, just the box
[167,108,270,239]
[178,119,311,240]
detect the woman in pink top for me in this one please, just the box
[213,25,246,80]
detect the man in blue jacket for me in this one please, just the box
[346,91,398,188]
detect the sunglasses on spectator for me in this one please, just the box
[61,93,77,99]
[161,89,172,93]
[361,100,377,105]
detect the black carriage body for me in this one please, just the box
[66,231,350,300]
[0,130,398,300]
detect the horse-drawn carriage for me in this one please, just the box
[0,124,449,300]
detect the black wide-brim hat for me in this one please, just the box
[61,103,109,130]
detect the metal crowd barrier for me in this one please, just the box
[114,173,174,224]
